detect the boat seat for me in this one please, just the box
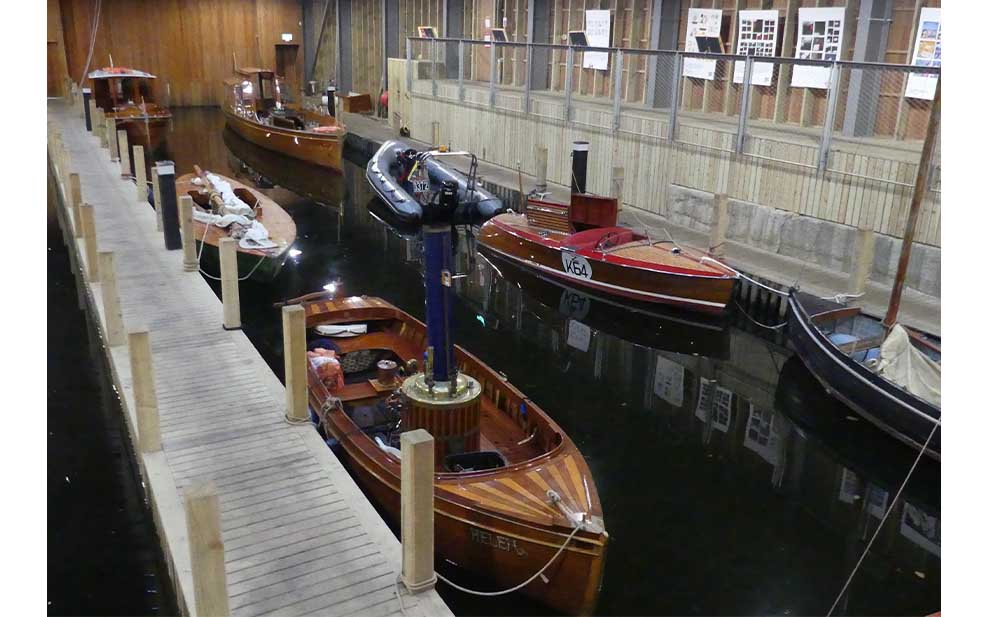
[564,227,636,251]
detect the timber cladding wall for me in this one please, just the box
[57,0,303,107]
[396,63,940,247]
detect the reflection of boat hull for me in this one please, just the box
[109,115,169,150]
[222,127,345,205]
[786,291,940,459]
[194,239,288,282]
[302,297,607,615]
[478,216,737,314]
[481,247,731,358]
[224,109,344,172]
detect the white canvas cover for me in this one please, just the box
[876,325,941,409]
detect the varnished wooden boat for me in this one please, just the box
[224,67,346,172]
[176,170,296,282]
[786,291,941,459]
[88,66,171,149]
[296,295,608,615]
[478,195,738,314]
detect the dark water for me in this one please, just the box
[48,171,178,615]
[147,108,939,616]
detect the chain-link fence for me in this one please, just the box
[404,37,940,192]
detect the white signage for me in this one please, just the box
[905,8,941,100]
[791,6,846,89]
[561,250,593,280]
[583,10,611,70]
[653,356,685,407]
[566,320,593,352]
[732,10,779,86]
[281,33,293,42]
[684,8,722,80]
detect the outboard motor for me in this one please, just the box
[423,179,459,223]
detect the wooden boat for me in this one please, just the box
[785,83,942,461]
[786,291,941,459]
[224,67,346,172]
[478,194,738,314]
[175,169,296,281]
[295,295,607,615]
[479,247,732,358]
[366,140,505,224]
[88,66,171,149]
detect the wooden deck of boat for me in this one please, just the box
[48,101,451,617]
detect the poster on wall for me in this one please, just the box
[905,8,941,100]
[694,377,733,432]
[584,10,611,70]
[743,404,780,465]
[900,502,941,556]
[684,8,723,80]
[791,6,846,89]
[732,9,779,86]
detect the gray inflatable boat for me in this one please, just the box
[365,139,505,225]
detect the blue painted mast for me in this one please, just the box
[422,179,460,385]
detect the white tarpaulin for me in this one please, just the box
[791,6,846,89]
[905,8,941,100]
[583,10,611,70]
[684,8,722,80]
[732,9,779,86]
[876,324,941,409]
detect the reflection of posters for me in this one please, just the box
[906,8,941,100]
[865,484,889,518]
[566,319,592,352]
[558,289,591,321]
[694,377,732,432]
[838,468,861,504]
[743,404,779,464]
[684,8,722,80]
[733,9,779,86]
[900,502,941,556]
[653,356,685,407]
[583,10,611,70]
[791,6,845,89]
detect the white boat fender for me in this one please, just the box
[374,436,401,460]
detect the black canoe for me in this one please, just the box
[365,139,504,225]
[786,290,941,460]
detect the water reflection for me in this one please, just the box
[166,108,939,616]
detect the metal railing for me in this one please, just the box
[405,37,941,188]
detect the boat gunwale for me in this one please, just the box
[224,105,347,142]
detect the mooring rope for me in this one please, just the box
[733,299,788,331]
[193,219,267,282]
[825,422,940,616]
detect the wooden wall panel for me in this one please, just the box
[350,0,385,97]
[310,0,337,88]
[59,0,302,107]
[48,0,71,97]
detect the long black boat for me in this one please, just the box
[786,290,941,459]
[365,139,504,224]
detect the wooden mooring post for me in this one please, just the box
[708,193,729,258]
[534,145,548,193]
[849,228,876,296]
[282,304,308,422]
[107,121,119,160]
[98,252,125,347]
[69,173,83,238]
[401,429,437,593]
[219,238,241,330]
[128,329,161,454]
[79,203,99,282]
[117,130,131,178]
[133,145,146,203]
[184,482,230,617]
[179,196,198,272]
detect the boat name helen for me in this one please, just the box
[470,527,528,556]
[561,250,593,280]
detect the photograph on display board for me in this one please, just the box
[732,9,779,85]
[791,7,845,89]
[683,8,722,81]
[906,7,941,100]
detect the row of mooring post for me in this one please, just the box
[52,115,233,616]
[58,102,439,610]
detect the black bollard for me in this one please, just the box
[83,88,92,131]
[325,85,337,117]
[157,161,182,250]
[571,140,589,195]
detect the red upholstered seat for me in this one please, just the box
[563,227,638,251]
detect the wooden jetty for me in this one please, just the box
[47,99,451,617]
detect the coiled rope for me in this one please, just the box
[825,422,940,616]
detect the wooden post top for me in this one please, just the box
[401,428,435,447]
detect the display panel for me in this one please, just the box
[583,10,611,70]
[905,7,941,100]
[684,8,723,80]
[732,9,779,86]
[791,6,845,89]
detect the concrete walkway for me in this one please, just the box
[48,101,451,617]
[340,111,940,336]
